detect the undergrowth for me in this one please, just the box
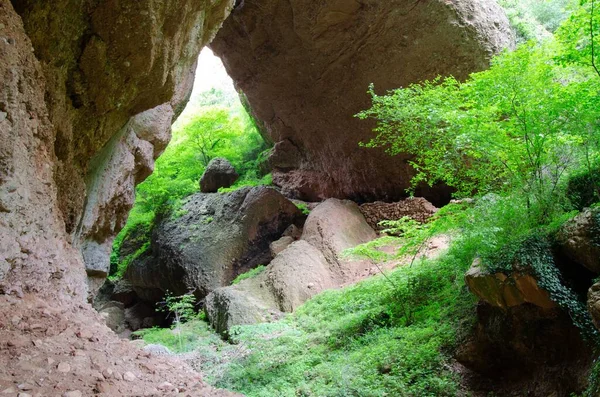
[215,253,476,397]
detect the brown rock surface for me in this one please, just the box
[12,0,234,292]
[556,208,600,274]
[301,199,377,279]
[125,187,303,300]
[465,259,556,310]
[206,198,378,333]
[211,0,512,201]
[200,157,239,193]
[0,295,240,396]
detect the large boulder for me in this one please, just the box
[301,198,377,279]
[206,270,282,335]
[465,259,556,310]
[266,240,337,312]
[556,208,600,274]
[125,186,303,300]
[200,157,239,193]
[211,0,512,202]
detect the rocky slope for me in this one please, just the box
[206,198,378,334]
[211,0,513,202]
[458,215,600,396]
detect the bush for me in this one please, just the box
[567,164,600,210]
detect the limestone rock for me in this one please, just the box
[97,301,126,334]
[211,0,512,201]
[125,186,303,300]
[556,208,600,274]
[206,198,378,333]
[200,158,239,193]
[206,271,282,335]
[465,259,555,309]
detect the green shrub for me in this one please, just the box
[567,164,600,210]
[216,248,475,397]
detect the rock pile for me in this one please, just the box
[359,197,438,231]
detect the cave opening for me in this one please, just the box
[94,47,271,334]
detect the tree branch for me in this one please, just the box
[592,0,600,78]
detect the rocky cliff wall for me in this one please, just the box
[9,0,234,293]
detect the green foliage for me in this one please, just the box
[156,291,198,352]
[231,266,266,285]
[491,233,597,340]
[499,0,576,42]
[133,316,222,354]
[109,210,153,279]
[216,251,475,397]
[566,163,600,210]
[158,291,197,325]
[294,202,311,215]
[357,27,600,224]
[556,0,600,77]
[218,173,273,193]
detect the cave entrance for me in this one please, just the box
[95,48,270,335]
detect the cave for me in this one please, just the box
[1,0,597,395]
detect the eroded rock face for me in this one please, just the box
[456,303,591,396]
[125,186,303,301]
[0,2,237,393]
[11,0,235,292]
[465,259,556,310]
[0,0,86,300]
[211,0,512,201]
[556,208,600,274]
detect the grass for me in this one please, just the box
[215,252,476,397]
[133,243,475,396]
[232,265,266,285]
